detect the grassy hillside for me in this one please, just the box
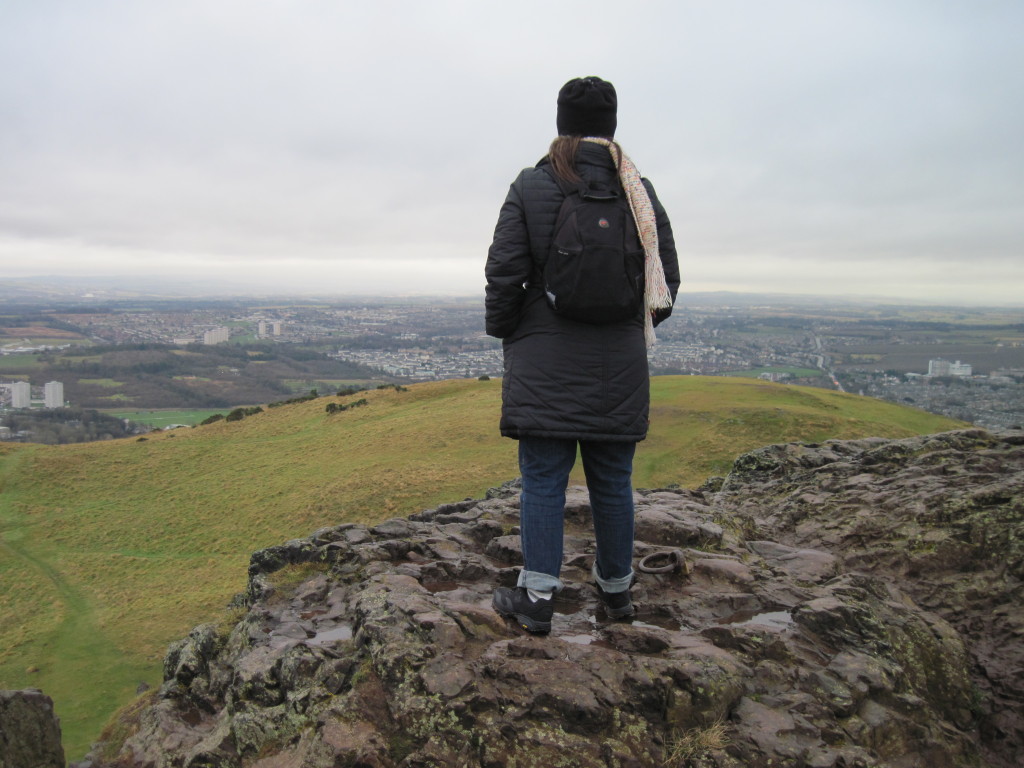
[0,376,965,758]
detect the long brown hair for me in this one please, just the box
[547,136,582,182]
[547,136,622,183]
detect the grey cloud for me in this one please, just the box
[1,1,1022,302]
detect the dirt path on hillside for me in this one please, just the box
[0,449,136,760]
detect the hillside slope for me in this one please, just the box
[0,376,964,758]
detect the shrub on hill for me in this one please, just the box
[225,406,264,422]
[325,398,368,415]
[268,390,320,408]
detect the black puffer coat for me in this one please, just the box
[485,142,679,442]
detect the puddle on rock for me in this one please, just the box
[630,615,683,632]
[552,610,610,648]
[561,633,600,646]
[304,622,354,646]
[722,610,793,630]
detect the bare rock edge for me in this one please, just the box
[0,689,65,768]
[80,428,1023,768]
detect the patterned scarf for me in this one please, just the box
[583,137,674,347]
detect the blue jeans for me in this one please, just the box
[516,436,637,594]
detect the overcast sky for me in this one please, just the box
[1,0,1022,304]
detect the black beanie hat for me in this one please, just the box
[556,76,617,138]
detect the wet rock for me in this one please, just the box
[746,540,839,585]
[84,429,1022,767]
[715,428,1024,767]
[692,557,755,587]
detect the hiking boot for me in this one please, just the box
[596,584,635,619]
[492,587,553,634]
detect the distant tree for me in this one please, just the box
[0,407,142,445]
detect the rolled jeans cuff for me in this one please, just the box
[517,568,563,593]
[592,563,634,594]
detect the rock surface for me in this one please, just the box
[0,689,65,768]
[85,428,1022,767]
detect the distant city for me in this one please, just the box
[2,292,1024,439]
[0,380,65,409]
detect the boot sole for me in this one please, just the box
[603,604,635,619]
[492,594,552,634]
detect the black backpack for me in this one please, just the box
[540,169,645,325]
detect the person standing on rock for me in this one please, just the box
[485,76,680,634]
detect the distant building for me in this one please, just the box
[950,361,973,376]
[257,320,282,338]
[928,359,972,377]
[44,381,64,408]
[173,337,197,345]
[203,327,230,345]
[11,381,31,408]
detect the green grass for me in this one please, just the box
[0,354,41,370]
[0,377,965,759]
[24,337,89,346]
[105,409,232,428]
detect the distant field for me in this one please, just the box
[0,324,84,338]
[722,367,823,379]
[0,354,41,370]
[20,337,90,346]
[105,409,231,427]
[79,378,124,388]
[0,377,966,758]
[283,378,386,392]
[834,343,1024,374]
[97,393,133,403]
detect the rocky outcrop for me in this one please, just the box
[85,428,1022,767]
[0,689,65,768]
[716,428,1024,767]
